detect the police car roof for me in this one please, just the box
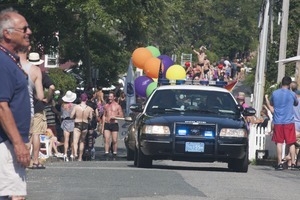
[156,84,230,93]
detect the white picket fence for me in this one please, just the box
[248,121,278,160]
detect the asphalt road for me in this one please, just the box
[26,123,300,200]
[27,158,300,200]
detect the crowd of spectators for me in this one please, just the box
[187,45,248,82]
[38,87,125,163]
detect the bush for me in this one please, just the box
[48,68,77,94]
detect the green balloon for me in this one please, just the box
[146,82,158,97]
[146,46,161,57]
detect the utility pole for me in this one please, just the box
[250,0,270,160]
[277,0,290,83]
[253,0,270,117]
[270,0,274,43]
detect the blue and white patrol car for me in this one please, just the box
[125,80,256,172]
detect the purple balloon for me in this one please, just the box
[157,55,174,78]
[134,76,154,97]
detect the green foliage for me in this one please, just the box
[4,0,300,91]
[264,81,279,96]
[47,68,77,94]
[265,0,300,88]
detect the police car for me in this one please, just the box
[126,80,255,172]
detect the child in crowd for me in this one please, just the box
[44,128,64,158]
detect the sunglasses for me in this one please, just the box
[8,25,30,33]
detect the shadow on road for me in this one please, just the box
[126,163,233,173]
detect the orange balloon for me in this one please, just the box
[132,47,153,69]
[144,57,164,79]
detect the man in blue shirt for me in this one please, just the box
[0,8,31,199]
[270,76,298,170]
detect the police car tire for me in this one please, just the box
[134,147,138,166]
[230,154,248,173]
[137,145,152,168]
[127,148,135,161]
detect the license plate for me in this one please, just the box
[185,142,204,152]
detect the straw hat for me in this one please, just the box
[62,91,77,102]
[28,52,44,65]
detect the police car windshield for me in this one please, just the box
[145,89,238,116]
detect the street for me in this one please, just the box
[27,158,300,200]
[26,129,300,200]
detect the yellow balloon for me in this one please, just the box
[166,64,186,80]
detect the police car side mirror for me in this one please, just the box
[130,104,143,113]
[237,105,243,112]
[243,107,256,116]
[125,116,133,122]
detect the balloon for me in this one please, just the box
[185,61,191,67]
[146,82,158,97]
[166,64,186,80]
[132,47,153,69]
[143,57,164,79]
[157,55,174,78]
[134,76,153,97]
[146,46,161,57]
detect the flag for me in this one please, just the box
[224,80,238,92]
[124,59,136,117]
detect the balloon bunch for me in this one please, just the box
[132,46,186,97]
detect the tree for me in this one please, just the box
[48,68,77,94]
[4,0,268,88]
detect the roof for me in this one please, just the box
[156,84,230,93]
[155,79,231,93]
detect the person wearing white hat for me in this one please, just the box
[61,90,77,161]
[18,46,44,117]
[28,52,44,66]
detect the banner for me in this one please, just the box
[124,59,136,117]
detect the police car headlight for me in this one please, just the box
[142,125,170,135]
[219,128,247,137]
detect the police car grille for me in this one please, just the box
[175,123,216,137]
